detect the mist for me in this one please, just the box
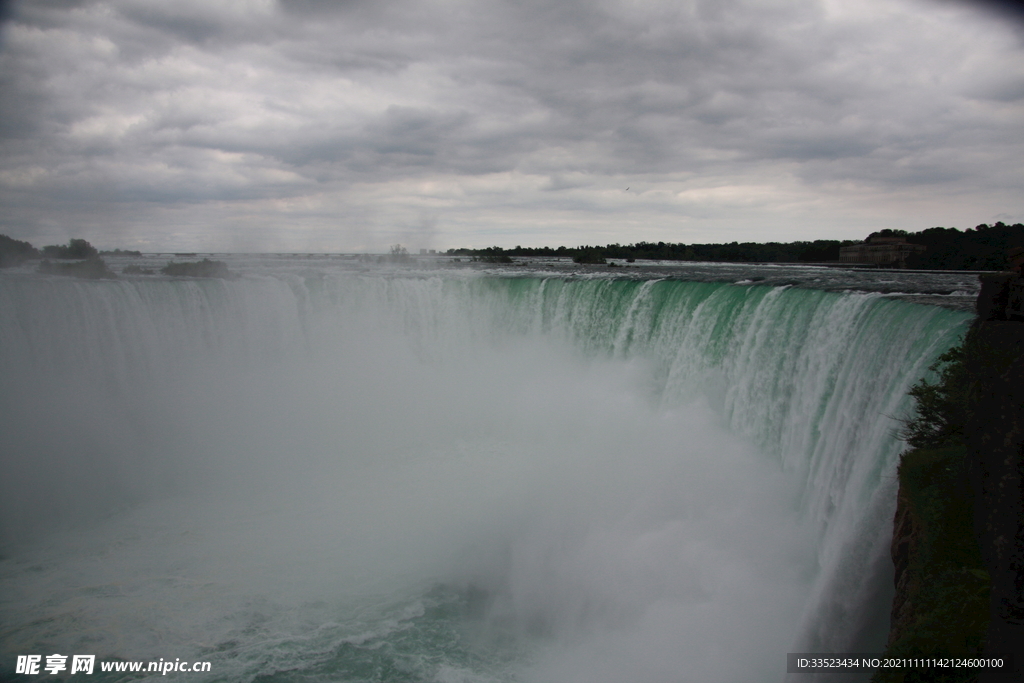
[0,267,969,682]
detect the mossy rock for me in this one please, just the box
[873,446,989,683]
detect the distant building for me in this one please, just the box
[839,235,926,268]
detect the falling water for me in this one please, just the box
[0,263,971,682]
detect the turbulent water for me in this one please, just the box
[0,258,972,682]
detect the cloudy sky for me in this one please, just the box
[1,0,1022,252]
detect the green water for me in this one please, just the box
[0,269,972,682]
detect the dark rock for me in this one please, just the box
[888,486,918,648]
[963,318,1024,681]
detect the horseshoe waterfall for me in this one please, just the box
[0,265,971,683]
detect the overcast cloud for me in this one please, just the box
[1,0,1022,251]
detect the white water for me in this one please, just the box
[0,266,970,682]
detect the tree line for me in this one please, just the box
[0,235,229,279]
[448,239,857,264]
[4,222,1022,271]
[894,223,1024,270]
[448,222,1024,270]
[0,235,145,267]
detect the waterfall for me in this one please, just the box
[0,269,970,682]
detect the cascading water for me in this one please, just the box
[0,264,971,682]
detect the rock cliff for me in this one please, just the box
[878,271,1023,683]
[965,273,1024,681]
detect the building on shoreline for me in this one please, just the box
[839,235,926,268]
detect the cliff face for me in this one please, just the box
[876,445,989,683]
[878,272,1023,683]
[965,274,1024,680]
[887,485,918,649]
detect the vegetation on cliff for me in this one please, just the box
[875,342,990,683]
[901,346,969,451]
[879,447,990,682]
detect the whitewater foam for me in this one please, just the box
[0,264,971,682]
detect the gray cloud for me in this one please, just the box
[1,0,1022,250]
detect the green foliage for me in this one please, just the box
[70,239,96,258]
[904,222,1024,271]
[472,246,513,263]
[873,446,989,683]
[0,233,40,266]
[446,223,1023,269]
[901,345,968,450]
[868,228,910,240]
[2,234,144,267]
[572,248,606,264]
[874,338,989,682]
[796,240,848,262]
[899,448,981,574]
[449,239,857,264]
[41,238,99,260]
[160,259,232,278]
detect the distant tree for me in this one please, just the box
[867,229,909,241]
[381,243,414,263]
[67,238,98,259]
[0,234,40,267]
[41,238,98,259]
[572,248,606,264]
[797,240,851,262]
[473,246,512,263]
[905,223,1024,270]
[447,223,1023,269]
